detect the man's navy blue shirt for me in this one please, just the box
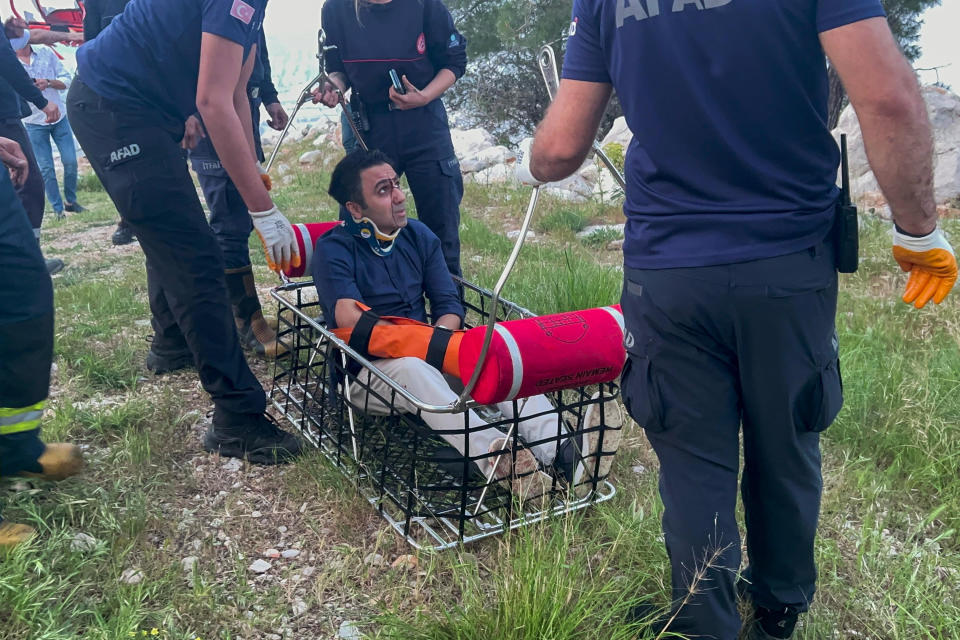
[77,0,264,121]
[563,0,885,269]
[322,0,466,107]
[313,220,464,329]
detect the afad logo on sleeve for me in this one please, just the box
[416,33,426,54]
[230,0,255,24]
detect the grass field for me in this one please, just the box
[1,139,958,639]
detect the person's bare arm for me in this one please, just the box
[434,313,460,331]
[334,299,393,329]
[0,136,28,186]
[234,44,259,163]
[528,79,612,182]
[28,29,83,46]
[197,34,270,211]
[821,17,935,236]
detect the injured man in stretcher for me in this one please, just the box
[311,150,622,499]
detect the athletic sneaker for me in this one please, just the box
[203,411,302,465]
[486,437,552,502]
[64,202,86,213]
[551,391,624,496]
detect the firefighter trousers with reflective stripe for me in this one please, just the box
[0,166,52,479]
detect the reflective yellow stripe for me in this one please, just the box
[0,401,46,435]
[0,401,45,418]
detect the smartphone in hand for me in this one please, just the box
[389,69,406,95]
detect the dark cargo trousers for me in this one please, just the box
[0,118,45,232]
[0,167,53,479]
[620,240,842,639]
[66,78,266,416]
[189,133,254,271]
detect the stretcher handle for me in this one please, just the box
[264,29,368,173]
[537,44,625,190]
[264,73,321,173]
[454,186,541,410]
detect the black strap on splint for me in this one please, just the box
[426,327,453,372]
[348,309,380,359]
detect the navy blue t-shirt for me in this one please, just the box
[77,0,264,121]
[322,0,466,107]
[313,220,464,330]
[563,0,885,269]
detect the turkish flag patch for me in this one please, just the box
[230,0,255,24]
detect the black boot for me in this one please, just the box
[145,335,194,374]
[203,410,302,465]
[224,265,285,358]
[746,607,798,639]
[112,223,136,246]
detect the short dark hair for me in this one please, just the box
[328,149,397,209]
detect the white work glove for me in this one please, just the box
[514,138,545,186]
[251,206,300,273]
[258,163,272,191]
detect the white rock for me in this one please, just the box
[292,598,309,617]
[275,163,290,176]
[506,229,536,241]
[299,150,324,165]
[473,162,517,184]
[833,85,960,205]
[251,511,263,519]
[120,569,144,585]
[338,620,363,640]
[364,552,386,568]
[450,127,496,162]
[278,525,288,533]
[261,129,282,148]
[577,224,624,239]
[263,548,281,558]
[181,556,198,573]
[460,145,516,173]
[301,566,316,577]
[599,116,633,151]
[249,559,272,574]
[544,171,596,202]
[70,532,98,552]
[632,465,647,474]
[282,549,301,559]
[221,458,243,473]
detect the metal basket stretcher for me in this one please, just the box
[268,278,621,551]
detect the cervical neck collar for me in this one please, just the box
[345,214,401,256]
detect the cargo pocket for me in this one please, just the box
[438,154,464,203]
[795,357,844,433]
[621,355,666,433]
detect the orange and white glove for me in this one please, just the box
[892,225,957,309]
[258,163,272,191]
[251,206,300,273]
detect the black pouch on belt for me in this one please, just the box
[350,91,370,133]
[833,133,859,274]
